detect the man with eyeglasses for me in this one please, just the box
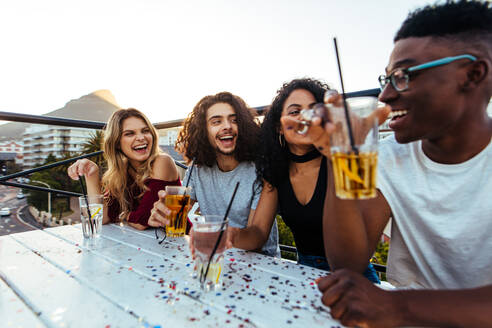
[303,1,492,327]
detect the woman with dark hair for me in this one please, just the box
[228,78,379,282]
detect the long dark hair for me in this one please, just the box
[176,92,260,167]
[256,78,331,189]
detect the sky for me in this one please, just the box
[0,0,433,124]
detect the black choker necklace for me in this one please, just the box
[288,149,321,163]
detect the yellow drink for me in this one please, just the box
[331,152,378,199]
[164,194,190,237]
[195,262,222,285]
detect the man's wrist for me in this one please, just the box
[388,290,409,327]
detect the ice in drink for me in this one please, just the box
[164,186,192,237]
[331,151,378,199]
[165,194,190,237]
[192,215,228,291]
[79,197,103,238]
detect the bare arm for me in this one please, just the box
[150,154,179,181]
[67,159,111,224]
[323,163,392,273]
[230,181,278,251]
[397,286,492,327]
[318,269,492,328]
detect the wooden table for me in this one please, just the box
[0,224,343,327]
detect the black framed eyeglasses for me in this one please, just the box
[378,54,477,92]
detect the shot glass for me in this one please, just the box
[164,186,192,237]
[327,96,380,199]
[193,215,228,291]
[79,195,103,238]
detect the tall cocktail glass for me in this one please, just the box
[193,215,228,291]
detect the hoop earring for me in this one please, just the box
[278,134,285,148]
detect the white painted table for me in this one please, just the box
[0,224,344,328]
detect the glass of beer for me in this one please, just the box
[164,186,192,237]
[79,195,104,238]
[327,96,379,199]
[193,215,228,291]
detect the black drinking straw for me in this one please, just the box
[333,37,357,153]
[78,175,94,235]
[200,181,240,285]
[185,160,195,188]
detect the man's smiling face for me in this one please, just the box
[379,37,472,144]
[206,102,238,156]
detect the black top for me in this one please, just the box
[277,156,327,257]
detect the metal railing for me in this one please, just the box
[279,245,386,273]
[0,87,387,272]
[0,151,104,197]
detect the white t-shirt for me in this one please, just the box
[378,135,492,289]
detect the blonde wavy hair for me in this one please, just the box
[102,108,160,217]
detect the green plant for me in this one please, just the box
[26,154,82,211]
[372,240,389,281]
[373,241,389,265]
[277,215,297,261]
[81,130,105,169]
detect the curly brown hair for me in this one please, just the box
[256,78,331,188]
[175,92,260,167]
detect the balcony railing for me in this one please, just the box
[0,87,387,274]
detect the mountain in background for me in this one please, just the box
[0,90,120,141]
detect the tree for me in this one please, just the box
[277,215,297,260]
[26,153,82,212]
[277,215,295,247]
[81,130,105,169]
[6,161,22,174]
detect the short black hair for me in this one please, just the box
[395,0,492,47]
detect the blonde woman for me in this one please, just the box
[68,108,180,230]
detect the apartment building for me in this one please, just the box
[158,127,180,146]
[22,125,94,168]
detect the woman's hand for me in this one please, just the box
[148,190,171,227]
[67,159,99,180]
[67,159,101,195]
[280,93,391,158]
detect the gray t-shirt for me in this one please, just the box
[184,161,280,257]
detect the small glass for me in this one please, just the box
[193,215,228,291]
[78,195,103,238]
[165,186,192,237]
